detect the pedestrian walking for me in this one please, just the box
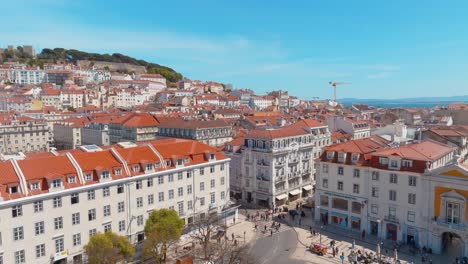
[299,218,302,226]
[333,247,336,257]
[270,229,273,236]
[254,223,257,230]
[233,218,236,224]
[361,229,365,240]
[232,233,235,240]
[264,225,267,232]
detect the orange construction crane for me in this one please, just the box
[329,81,351,103]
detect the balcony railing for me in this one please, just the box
[275,176,286,183]
[288,171,301,179]
[275,161,285,167]
[384,215,399,223]
[289,158,299,163]
[435,219,468,231]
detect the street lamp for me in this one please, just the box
[376,219,383,261]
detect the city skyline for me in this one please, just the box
[2,0,468,99]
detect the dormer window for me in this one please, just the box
[166,160,171,166]
[52,179,62,188]
[30,182,40,190]
[9,185,19,194]
[402,160,412,168]
[84,173,92,181]
[155,162,161,168]
[327,152,334,160]
[379,157,389,165]
[101,171,110,179]
[389,160,399,168]
[337,152,346,162]
[184,158,189,163]
[133,165,140,172]
[115,169,122,176]
[351,154,359,163]
[209,153,215,160]
[68,176,76,183]
[177,159,183,166]
[146,164,153,171]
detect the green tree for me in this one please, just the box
[84,232,134,264]
[143,209,185,263]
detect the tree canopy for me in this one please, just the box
[143,209,185,263]
[84,232,134,264]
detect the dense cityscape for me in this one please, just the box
[2,1,468,264]
[0,43,467,264]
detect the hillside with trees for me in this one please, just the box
[29,47,183,82]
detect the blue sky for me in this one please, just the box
[2,0,468,99]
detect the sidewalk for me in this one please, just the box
[283,212,447,264]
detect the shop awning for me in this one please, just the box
[289,189,301,196]
[302,185,313,191]
[276,194,288,200]
[331,211,348,219]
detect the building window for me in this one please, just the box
[178,202,184,216]
[337,181,343,191]
[54,217,63,230]
[187,171,192,179]
[371,204,378,214]
[221,191,226,200]
[136,180,143,189]
[390,160,398,168]
[52,179,62,188]
[137,215,144,226]
[35,221,45,235]
[104,223,112,232]
[36,244,46,258]
[146,164,153,171]
[408,193,416,204]
[88,209,96,221]
[117,184,124,194]
[14,250,26,264]
[220,164,225,171]
[200,182,205,191]
[103,205,111,217]
[88,190,95,200]
[200,168,204,175]
[178,187,183,197]
[72,213,80,225]
[68,176,76,183]
[13,226,24,240]
[137,197,143,208]
[53,197,62,208]
[187,184,193,194]
[220,177,225,185]
[407,211,415,222]
[31,182,40,190]
[71,193,79,204]
[12,205,22,217]
[84,173,92,181]
[168,174,174,182]
[148,194,154,205]
[353,184,360,194]
[372,187,379,198]
[338,167,344,175]
[72,233,81,246]
[55,237,64,253]
[353,169,360,178]
[389,190,397,201]
[402,160,412,168]
[408,176,417,186]
[34,201,43,213]
[158,175,164,185]
[321,179,328,188]
[372,171,379,181]
[200,197,205,206]
[158,192,164,202]
[103,187,110,197]
[89,228,97,238]
[115,169,122,176]
[188,200,193,211]
[210,166,215,173]
[118,201,125,213]
[147,178,154,187]
[178,172,183,180]
[210,179,215,188]
[119,220,126,232]
[447,202,460,224]
[379,157,388,165]
[390,173,398,184]
[389,207,397,219]
[169,190,174,199]
[337,152,345,162]
[322,164,329,173]
[101,171,110,179]
[133,165,140,172]
[210,192,216,204]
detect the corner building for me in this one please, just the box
[0,139,229,264]
[315,138,459,254]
